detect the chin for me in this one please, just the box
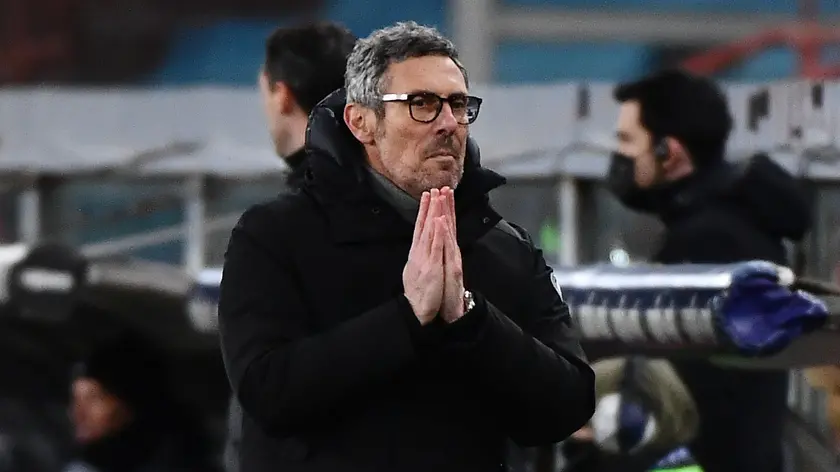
[422,173,461,192]
[424,161,463,184]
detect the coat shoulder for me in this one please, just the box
[484,219,537,253]
[232,191,322,252]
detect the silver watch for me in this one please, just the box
[463,290,476,314]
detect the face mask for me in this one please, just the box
[606,152,659,214]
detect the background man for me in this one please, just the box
[65,332,214,472]
[219,21,594,472]
[607,69,812,472]
[224,21,356,472]
[257,21,357,187]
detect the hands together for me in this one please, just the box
[402,187,466,325]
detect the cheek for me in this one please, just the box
[265,102,278,124]
[634,157,656,187]
[260,91,271,115]
[457,128,468,154]
[381,124,421,168]
[86,403,109,426]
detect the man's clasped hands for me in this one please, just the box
[403,187,467,326]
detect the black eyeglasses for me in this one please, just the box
[381,92,482,125]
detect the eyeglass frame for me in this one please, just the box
[380,92,483,125]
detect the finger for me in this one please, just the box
[444,187,457,238]
[426,195,440,225]
[416,204,435,255]
[437,193,447,221]
[411,191,431,247]
[429,189,442,219]
[430,217,445,263]
[442,215,460,264]
[441,219,454,270]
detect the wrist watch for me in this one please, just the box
[463,289,475,314]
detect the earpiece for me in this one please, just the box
[653,138,669,162]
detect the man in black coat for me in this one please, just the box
[219,21,595,472]
[224,23,357,472]
[65,332,216,472]
[606,69,812,472]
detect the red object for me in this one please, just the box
[681,21,840,79]
[0,0,78,83]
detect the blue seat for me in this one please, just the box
[494,41,653,82]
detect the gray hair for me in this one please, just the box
[344,21,468,109]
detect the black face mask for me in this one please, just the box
[606,152,660,214]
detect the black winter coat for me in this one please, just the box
[283,147,308,190]
[218,89,595,472]
[223,146,309,472]
[651,154,812,472]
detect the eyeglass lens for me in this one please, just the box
[408,94,480,124]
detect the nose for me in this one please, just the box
[435,103,460,133]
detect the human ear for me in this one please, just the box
[661,137,694,177]
[344,104,376,145]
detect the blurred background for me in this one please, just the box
[3,0,840,471]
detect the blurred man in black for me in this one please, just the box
[257,21,357,187]
[607,69,811,472]
[224,22,356,472]
[65,332,215,472]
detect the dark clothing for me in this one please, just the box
[223,396,242,472]
[223,146,310,472]
[650,154,811,472]
[64,416,216,472]
[218,89,595,472]
[68,334,217,472]
[284,147,309,189]
[562,439,668,472]
[73,332,171,417]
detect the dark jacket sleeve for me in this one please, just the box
[218,204,431,436]
[443,231,595,446]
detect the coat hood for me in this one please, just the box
[722,153,812,241]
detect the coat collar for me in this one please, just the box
[308,171,504,245]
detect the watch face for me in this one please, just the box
[464,291,475,312]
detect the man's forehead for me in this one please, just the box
[385,56,467,93]
[618,101,640,121]
[617,101,643,131]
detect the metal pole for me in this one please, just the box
[558,176,579,266]
[450,0,494,84]
[17,177,40,244]
[183,175,205,276]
